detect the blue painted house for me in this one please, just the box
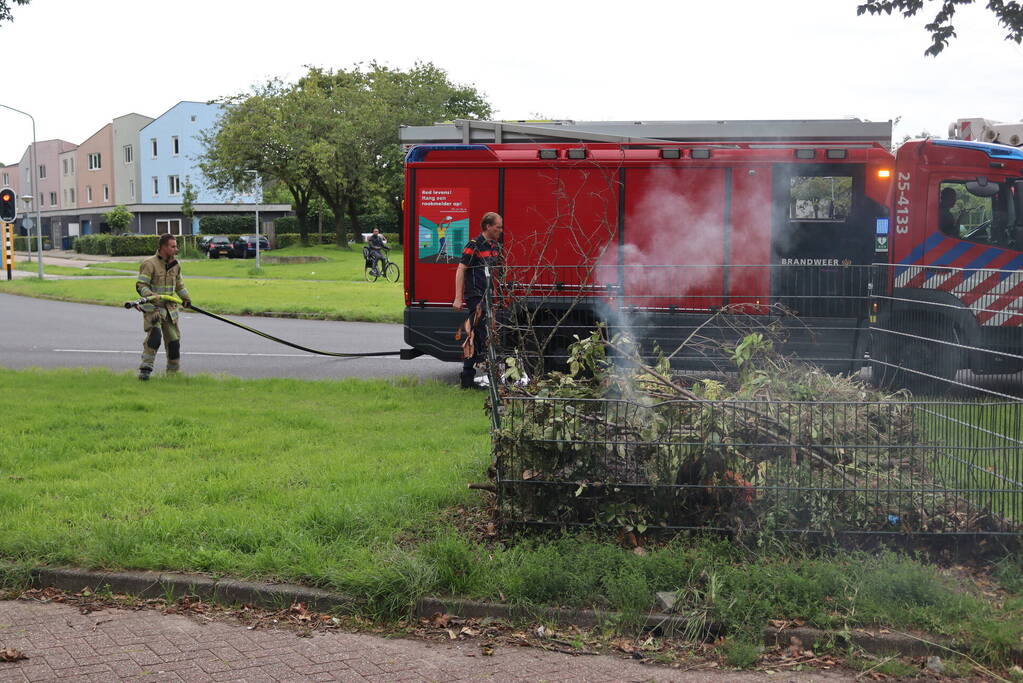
[136,101,289,235]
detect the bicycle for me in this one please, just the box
[363,246,400,282]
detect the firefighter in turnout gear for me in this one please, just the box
[136,234,191,380]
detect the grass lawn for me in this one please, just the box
[3,245,407,322]
[3,368,1023,664]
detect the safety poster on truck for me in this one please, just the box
[417,187,469,263]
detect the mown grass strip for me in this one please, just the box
[0,273,404,322]
[2,367,1023,663]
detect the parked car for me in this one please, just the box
[232,235,271,259]
[202,235,233,259]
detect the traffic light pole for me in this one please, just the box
[0,103,43,279]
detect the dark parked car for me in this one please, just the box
[232,235,271,258]
[202,235,233,259]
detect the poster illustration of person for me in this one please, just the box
[418,188,469,263]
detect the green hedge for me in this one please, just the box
[14,236,51,251]
[200,215,256,235]
[75,234,199,256]
[274,214,397,235]
[274,232,399,249]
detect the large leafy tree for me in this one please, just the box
[200,81,317,242]
[858,0,1023,55]
[202,62,491,248]
[360,62,492,234]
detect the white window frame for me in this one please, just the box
[172,136,179,156]
[150,138,158,158]
[88,153,101,170]
[38,164,46,179]
[103,184,109,202]
[69,158,74,174]
[62,159,68,175]
[49,191,56,206]
[86,186,93,203]
[69,188,75,204]
[123,144,133,164]
[156,218,182,236]
[168,175,181,196]
[129,179,135,200]
[152,176,159,196]
[2,172,8,185]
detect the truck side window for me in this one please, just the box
[939,179,1016,247]
[789,176,852,221]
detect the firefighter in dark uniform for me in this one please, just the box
[453,212,503,389]
[135,233,191,380]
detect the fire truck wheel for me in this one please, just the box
[875,320,960,396]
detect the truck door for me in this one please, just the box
[771,163,875,317]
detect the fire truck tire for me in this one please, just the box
[875,320,960,395]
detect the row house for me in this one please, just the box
[7,101,290,245]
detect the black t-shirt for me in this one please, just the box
[368,234,385,249]
[460,234,502,298]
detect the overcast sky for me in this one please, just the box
[0,0,1020,163]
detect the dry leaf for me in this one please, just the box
[446,628,458,640]
[430,612,452,628]
[481,644,494,656]
[0,648,26,662]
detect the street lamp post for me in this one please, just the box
[0,103,43,279]
[246,170,262,269]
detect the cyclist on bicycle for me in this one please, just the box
[367,228,388,276]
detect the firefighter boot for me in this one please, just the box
[139,327,160,381]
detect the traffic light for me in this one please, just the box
[0,188,16,223]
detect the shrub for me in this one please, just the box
[13,236,51,251]
[200,215,256,235]
[104,205,135,233]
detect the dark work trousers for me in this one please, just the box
[460,296,486,387]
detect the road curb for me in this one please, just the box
[27,566,974,660]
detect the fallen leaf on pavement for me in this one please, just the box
[430,612,452,628]
[0,648,26,662]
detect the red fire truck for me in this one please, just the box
[399,119,1023,386]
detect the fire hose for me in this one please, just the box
[123,295,401,358]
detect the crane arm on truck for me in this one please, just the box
[949,117,1023,147]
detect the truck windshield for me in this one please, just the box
[938,178,1018,248]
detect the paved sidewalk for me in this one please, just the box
[0,600,853,682]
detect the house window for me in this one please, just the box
[103,185,109,202]
[151,138,158,158]
[88,153,101,170]
[23,168,29,183]
[62,159,68,175]
[152,176,158,196]
[69,188,75,204]
[129,179,135,200]
[156,218,182,236]
[168,175,180,195]
[38,193,43,206]
[86,186,92,202]
[63,189,67,204]
[2,172,7,185]
[190,115,197,123]
[49,191,56,206]
[123,144,133,164]
[172,136,179,155]
[38,165,46,179]
[69,158,74,173]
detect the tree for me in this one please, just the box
[857,0,1023,55]
[360,62,492,236]
[0,0,29,24]
[200,80,316,243]
[180,178,197,228]
[104,205,134,233]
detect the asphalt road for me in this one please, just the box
[0,293,456,382]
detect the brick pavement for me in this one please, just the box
[0,600,854,682]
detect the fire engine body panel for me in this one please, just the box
[401,120,1023,378]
